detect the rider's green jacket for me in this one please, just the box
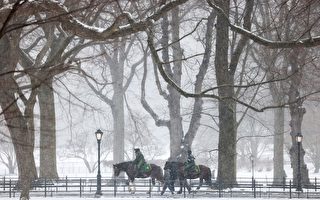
[133,151,146,170]
[184,154,196,171]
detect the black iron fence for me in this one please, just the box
[1,176,320,198]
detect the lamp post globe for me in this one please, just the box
[295,132,303,192]
[95,129,103,197]
[95,129,103,141]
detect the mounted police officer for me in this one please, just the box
[184,149,196,176]
[133,148,146,176]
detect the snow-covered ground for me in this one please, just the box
[0,198,314,200]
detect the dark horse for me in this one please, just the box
[161,161,213,194]
[113,161,164,193]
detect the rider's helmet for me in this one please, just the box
[187,149,192,155]
[134,148,140,153]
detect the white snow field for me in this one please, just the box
[0,198,314,200]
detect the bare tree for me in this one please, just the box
[63,130,112,173]
[0,1,188,199]
[144,2,216,162]
[0,130,16,174]
[303,102,320,173]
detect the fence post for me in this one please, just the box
[253,179,256,198]
[149,179,151,198]
[289,180,292,199]
[80,178,82,198]
[283,176,286,191]
[3,177,5,191]
[65,176,68,192]
[45,178,47,197]
[183,180,186,198]
[114,178,117,197]
[218,181,221,198]
[9,179,11,198]
[315,177,317,192]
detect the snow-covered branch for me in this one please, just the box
[206,0,320,49]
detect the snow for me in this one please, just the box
[74,19,106,33]
[0,3,13,11]
[0,198,312,200]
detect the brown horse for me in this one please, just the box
[113,161,164,193]
[162,161,213,194]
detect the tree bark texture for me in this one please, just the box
[167,8,184,161]
[0,35,37,200]
[287,49,310,186]
[269,72,286,184]
[214,0,238,187]
[38,79,59,179]
[110,44,125,164]
[112,92,125,164]
[272,107,286,184]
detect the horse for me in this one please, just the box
[161,161,213,194]
[113,161,164,194]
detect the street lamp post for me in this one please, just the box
[250,155,255,190]
[251,155,255,181]
[95,129,103,197]
[295,132,303,192]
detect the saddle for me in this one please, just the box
[136,163,152,177]
[185,165,200,175]
[142,163,152,173]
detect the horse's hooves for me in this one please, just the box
[177,191,182,194]
[146,191,151,195]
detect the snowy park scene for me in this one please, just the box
[1,0,320,200]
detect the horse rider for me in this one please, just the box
[133,148,147,175]
[184,149,196,175]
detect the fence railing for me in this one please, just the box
[1,176,320,198]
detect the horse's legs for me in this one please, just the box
[131,181,136,194]
[161,183,167,195]
[128,181,132,192]
[161,178,175,195]
[197,178,203,190]
[177,178,183,194]
[128,179,136,194]
[185,179,191,193]
[205,177,213,189]
[147,178,155,194]
[169,179,175,194]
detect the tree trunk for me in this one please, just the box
[110,41,125,164]
[38,79,59,179]
[287,49,310,186]
[217,97,237,186]
[0,83,37,200]
[272,107,285,184]
[168,8,184,161]
[6,152,16,174]
[168,93,183,161]
[289,104,310,186]
[184,10,216,152]
[214,0,237,187]
[112,86,125,164]
[0,35,37,200]
[314,163,320,173]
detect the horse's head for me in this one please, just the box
[113,164,121,177]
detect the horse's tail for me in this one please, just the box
[150,164,164,184]
[207,168,213,186]
[201,165,213,186]
[158,165,164,184]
